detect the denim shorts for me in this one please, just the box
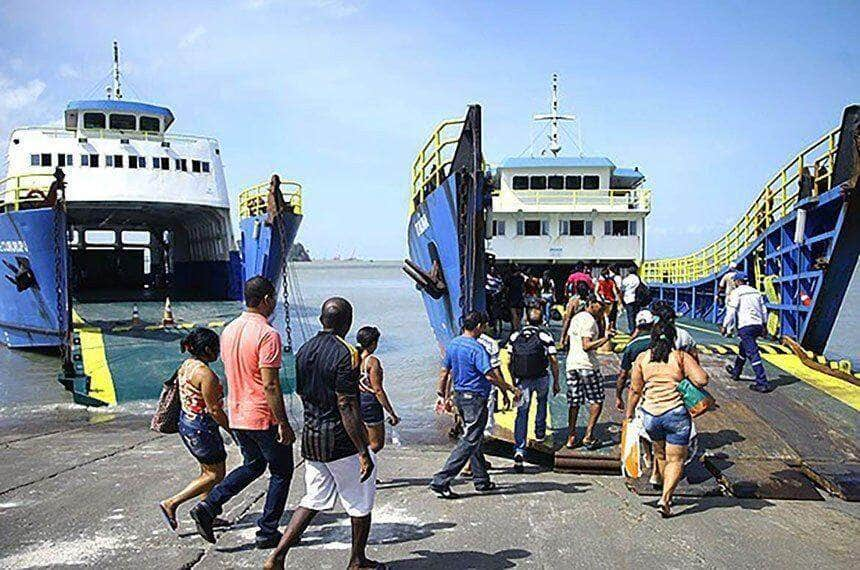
[178,411,227,465]
[641,405,692,446]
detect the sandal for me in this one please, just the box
[158,502,178,532]
[583,438,600,451]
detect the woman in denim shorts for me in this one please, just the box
[159,327,230,531]
[625,321,709,518]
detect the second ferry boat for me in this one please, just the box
[0,43,303,405]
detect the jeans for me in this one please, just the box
[541,294,554,323]
[432,391,490,488]
[201,426,294,540]
[734,324,768,386]
[624,302,640,333]
[514,376,550,455]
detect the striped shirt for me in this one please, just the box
[295,331,360,462]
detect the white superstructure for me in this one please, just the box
[487,75,650,266]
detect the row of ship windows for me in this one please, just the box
[512,175,601,191]
[81,112,160,133]
[491,219,638,237]
[30,153,211,173]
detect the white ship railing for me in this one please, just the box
[494,187,651,211]
[10,125,219,145]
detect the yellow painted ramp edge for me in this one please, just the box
[72,310,117,405]
[762,353,860,411]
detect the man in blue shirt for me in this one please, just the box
[431,312,520,498]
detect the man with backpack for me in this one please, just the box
[505,308,560,473]
[621,266,652,333]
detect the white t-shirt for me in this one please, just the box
[566,311,600,371]
[621,274,641,304]
[675,327,696,352]
[719,271,738,296]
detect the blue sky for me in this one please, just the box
[1,0,858,260]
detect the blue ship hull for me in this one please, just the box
[239,210,303,285]
[0,208,69,348]
[406,105,487,352]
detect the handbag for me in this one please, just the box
[677,378,715,417]
[151,368,181,433]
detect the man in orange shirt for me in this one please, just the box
[190,277,296,549]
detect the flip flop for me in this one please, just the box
[158,503,177,532]
[583,439,600,451]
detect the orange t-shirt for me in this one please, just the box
[220,312,283,430]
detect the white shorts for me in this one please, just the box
[299,452,377,517]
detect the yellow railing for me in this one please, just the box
[0,172,57,211]
[642,126,840,283]
[238,179,302,219]
[410,117,466,214]
[498,187,651,210]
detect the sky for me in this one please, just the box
[0,0,858,260]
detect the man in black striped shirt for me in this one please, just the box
[266,297,382,570]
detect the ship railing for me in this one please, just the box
[499,187,651,210]
[410,118,466,214]
[642,126,840,283]
[238,179,303,219]
[12,125,219,144]
[0,172,56,212]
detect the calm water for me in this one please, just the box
[0,261,449,445]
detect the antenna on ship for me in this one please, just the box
[107,40,123,100]
[533,73,579,156]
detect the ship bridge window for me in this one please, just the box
[548,175,564,190]
[583,175,600,189]
[565,175,582,190]
[529,176,547,190]
[512,176,529,190]
[517,219,549,236]
[139,116,160,133]
[560,219,592,236]
[83,112,106,129]
[202,161,210,173]
[109,113,136,130]
[605,219,637,236]
[192,160,201,173]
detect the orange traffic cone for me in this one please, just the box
[162,297,175,326]
[800,290,812,307]
[131,303,141,326]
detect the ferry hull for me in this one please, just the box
[240,211,303,286]
[0,207,68,349]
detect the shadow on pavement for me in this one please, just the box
[388,548,531,569]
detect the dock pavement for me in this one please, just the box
[0,410,857,569]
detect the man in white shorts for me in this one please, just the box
[265,298,384,570]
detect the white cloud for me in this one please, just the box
[58,63,80,79]
[0,75,46,112]
[179,25,207,49]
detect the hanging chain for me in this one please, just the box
[52,173,70,372]
[278,209,293,354]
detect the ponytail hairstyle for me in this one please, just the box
[649,319,677,363]
[180,327,220,361]
[356,326,381,353]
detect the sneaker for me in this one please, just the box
[430,484,460,499]
[533,435,546,444]
[749,383,775,393]
[255,532,283,549]
[725,364,741,380]
[189,504,216,544]
[513,454,524,474]
[475,481,498,493]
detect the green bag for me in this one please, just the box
[677,379,715,417]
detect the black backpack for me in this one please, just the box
[510,328,549,379]
[634,280,652,306]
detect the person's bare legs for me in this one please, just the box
[367,424,385,454]
[582,402,603,444]
[160,461,225,520]
[566,405,579,447]
[264,507,318,570]
[660,443,688,516]
[652,440,666,486]
[348,514,378,569]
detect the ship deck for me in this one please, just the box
[490,319,859,502]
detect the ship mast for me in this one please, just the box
[533,73,577,156]
[107,40,123,100]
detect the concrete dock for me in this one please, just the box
[0,410,857,569]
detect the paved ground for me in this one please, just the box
[0,413,857,569]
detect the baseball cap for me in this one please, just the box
[733,271,748,282]
[635,309,655,326]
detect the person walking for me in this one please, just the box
[506,266,526,331]
[626,320,709,517]
[356,326,400,453]
[565,263,594,299]
[158,328,229,533]
[614,310,654,412]
[564,294,613,449]
[505,308,560,473]
[597,267,621,332]
[721,272,773,392]
[189,277,296,549]
[430,312,520,499]
[621,267,644,333]
[540,270,557,323]
[265,298,382,570]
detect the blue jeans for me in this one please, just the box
[641,405,692,446]
[734,324,768,386]
[541,294,554,323]
[624,302,640,333]
[201,426,294,540]
[514,376,550,455]
[432,391,490,488]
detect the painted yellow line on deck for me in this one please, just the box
[762,354,860,411]
[708,344,729,355]
[72,310,117,405]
